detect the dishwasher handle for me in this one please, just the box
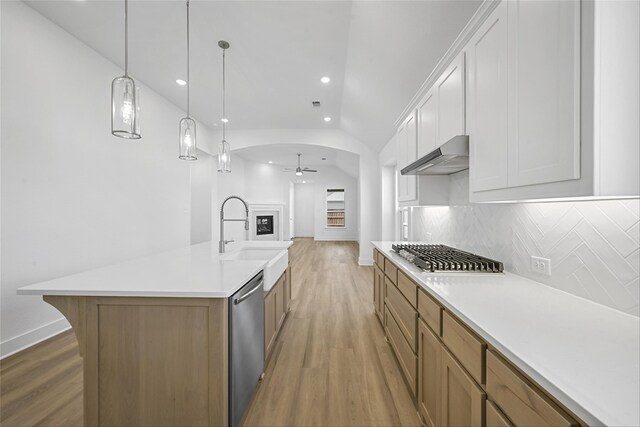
[234,280,264,305]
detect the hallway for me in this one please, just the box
[243,238,420,426]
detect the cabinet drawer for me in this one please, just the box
[486,350,577,427]
[384,258,398,284]
[385,306,417,397]
[486,400,513,427]
[385,278,417,352]
[397,270,418,308]
[442,311,486,385]
[418,290,442,336]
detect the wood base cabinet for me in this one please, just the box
[44,296,229,427]
[374,251,582,427]
[373,265,384,324]
[441,347,486,427]
[265,266,292,359]
[418,320,442,427]
[487,400,514,427]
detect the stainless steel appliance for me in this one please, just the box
[401,135,469,175]
[229,271,264,427]
[392,243,504,273]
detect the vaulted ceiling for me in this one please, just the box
[25,0,481,151]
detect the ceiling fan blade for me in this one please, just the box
[282,168,295,172]
[303,169,318,172]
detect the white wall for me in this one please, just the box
[294,184,315,237]
[191,154,215,245]
[225,157,358,242]
[410,171,640,316]
[379,135,399,241]
[0,2,216,357]
[202,129,380,264]
[242,159,291,240]
[289,182,295,239]
[313,166,358,241]
[216,156,247,248]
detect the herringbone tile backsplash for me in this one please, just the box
[410,171,640,316]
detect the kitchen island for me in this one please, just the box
[17,240,292,427]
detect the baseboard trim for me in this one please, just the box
[0,318,71,360]
[358,257,374,266]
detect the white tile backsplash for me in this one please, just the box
[410,171,640,316]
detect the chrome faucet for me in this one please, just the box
[219,195,250,253]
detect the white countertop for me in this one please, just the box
[373,241,640,427]
[17,240,293,298]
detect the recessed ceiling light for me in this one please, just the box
[323,116,332,122]
[221,118,229,123]
[176,79,187,86]
[268,161,273,164]
[302,180,306,184]
[320,76,331,84]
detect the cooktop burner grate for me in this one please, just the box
[391,243,504,273]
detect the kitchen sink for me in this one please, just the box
[221,247,288,291]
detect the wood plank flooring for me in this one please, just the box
[0,238,420,427]
[242,238,420,427]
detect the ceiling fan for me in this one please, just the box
[283,153,317,176]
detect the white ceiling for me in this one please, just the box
[25,0,481,151]
[234,143,359,178]
[235,144,336,167]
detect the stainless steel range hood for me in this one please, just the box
[401,135,469,175]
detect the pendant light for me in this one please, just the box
[217,40,231,172]
[111,0,141,139]
[179,0,197,161]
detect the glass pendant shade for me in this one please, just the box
[178,117,197,160]
[111,76,140,139]
[218,139,231,172]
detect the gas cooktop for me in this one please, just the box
[391,243,504,273]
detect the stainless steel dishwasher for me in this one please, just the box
[229,271,265,427]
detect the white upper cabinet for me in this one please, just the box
[436,52,466,146]
[467,1,508,192]
[468,0,638,201]
[417,89,437,158]
[507,0,580,188]
[396,0,638,204]
[397,112,417,203]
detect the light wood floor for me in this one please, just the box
[0,238,420,427]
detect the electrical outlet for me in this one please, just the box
[425,232,432,242]
[531,256,551,276]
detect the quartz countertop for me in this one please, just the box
[372,241,639,427]
[17,240,293,298]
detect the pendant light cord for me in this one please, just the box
[222,46,226,140]
[186,0,190,118]
[124,0,128,76]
